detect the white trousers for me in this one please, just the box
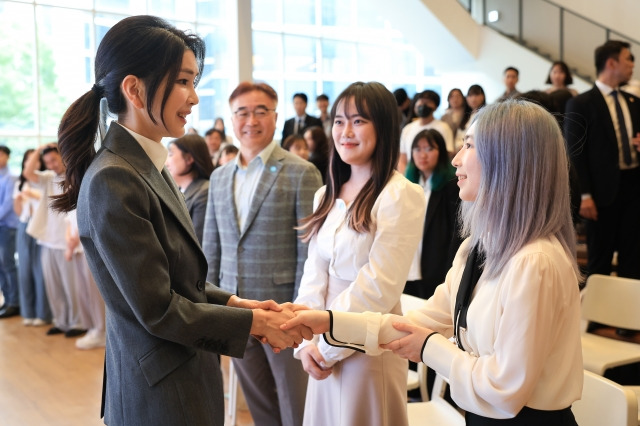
[40,247,83,331]
[73,252,105,333]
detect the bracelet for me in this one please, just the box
[420,331,439,364]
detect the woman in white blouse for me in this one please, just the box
[285,100,583,425]
[294,81,426,426]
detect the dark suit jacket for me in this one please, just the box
[281,114,323,142]
[564,85,640,207]
[404,178,462,300]
[77,123,252,426]
[183,177,209,244]
[203,144,322,303]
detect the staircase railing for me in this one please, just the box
[457,0,640,83]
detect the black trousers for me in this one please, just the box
[466,406,577,426]
[587,167,640,278]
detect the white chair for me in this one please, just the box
[227,359,238,426]
[625,386,640,424]
[401,293,429,401]
[406,372,465,426]
[580,274,640,375]
[406,363,428,402]
[572,370,638,426]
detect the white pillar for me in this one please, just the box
[230,0,253,86]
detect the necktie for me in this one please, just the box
[611,90,633,166]
[296,118,302,135]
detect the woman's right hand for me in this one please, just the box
[281,310,330,335]
[299,344,333,381]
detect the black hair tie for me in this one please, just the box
[91,83,104,97]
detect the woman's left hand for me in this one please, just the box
[380,322,435,364]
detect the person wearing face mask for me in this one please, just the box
[397,90,453,173]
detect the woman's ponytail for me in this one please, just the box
[51,85,102,212]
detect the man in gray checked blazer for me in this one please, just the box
[203,82,322,426]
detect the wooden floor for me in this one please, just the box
[0,316,253,425]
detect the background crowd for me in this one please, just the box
[0,18,638,425]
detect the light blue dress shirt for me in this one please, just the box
[233,141,277,232]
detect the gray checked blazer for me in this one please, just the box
[77,123,252,426]
[183,177,209,244]
[202,144,322,303]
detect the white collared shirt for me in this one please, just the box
[595,80,639,169]
[294,114,307,134]
[233,141,277,232]
[116,122,168,172]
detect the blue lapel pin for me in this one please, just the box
[270,166,277,173]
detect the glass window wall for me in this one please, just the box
[0,0,434,171]
[0,0,233,172]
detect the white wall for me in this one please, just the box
[550,0,640,41]
[372,0,590,104]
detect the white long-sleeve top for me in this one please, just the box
[325,236,583,419]
[294,171,426,366]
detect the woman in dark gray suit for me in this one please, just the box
[166,134,214,244]
[52,15,308,426]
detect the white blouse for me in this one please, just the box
[326,236,583,419]
[12,181,42,223]
[294,171,426,366]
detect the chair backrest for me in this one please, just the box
[572,370,638,426]
[430,373,450,404]
[581,274,640,330]
[407,371,465,426]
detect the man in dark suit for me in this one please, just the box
[281,92,323,142]
[203,82,322,426]
[565,40,640,279]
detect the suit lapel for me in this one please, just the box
[182,178,197,204]
[240,145,284,239]
[219,165,241,238]
[591,86,617,142]
[424,189,441,234]
[103,124,200,247]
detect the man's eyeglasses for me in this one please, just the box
[233,106,275,120]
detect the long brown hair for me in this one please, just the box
[299,81,399,240]
[169,134,214,180]
[52,15,205,212]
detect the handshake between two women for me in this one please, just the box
[227,296,314,352]
[229,296,430,362]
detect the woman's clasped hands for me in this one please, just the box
[281,310,435,364]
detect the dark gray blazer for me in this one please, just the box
[77,123,252,426]
[202,144,322,303]
[183,177,209,244]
